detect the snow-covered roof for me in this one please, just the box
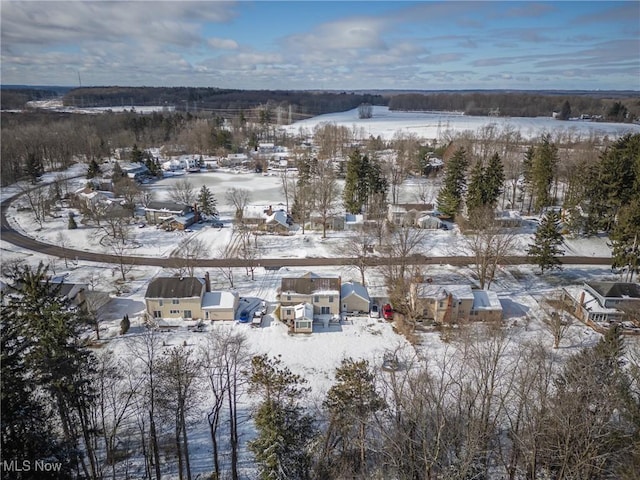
[415,284,474,301]
[202,291,238,310]
[472,290,502,311]
[341,281,370,302]
[564,286,619,314]
[265,210,289,228]
[294,302,314,320]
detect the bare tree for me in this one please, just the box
[113,176,142,216]
[460,206,517,289]
[541,294,574,349]
[170,237,208,278]
[201,330,251,480]
[312,158,340,238]
[128,328,163,480]
[169,178,197,206]
[380,224,428,311]
[19,183,51,228]
[56,232,70,268]
[332,226,375,285]
[156,346,202,480]
[225,187,252,221]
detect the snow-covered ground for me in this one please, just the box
[283,105,640,141]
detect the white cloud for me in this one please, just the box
[207,37,239,50]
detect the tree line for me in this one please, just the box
[2,262,639,480]
[388,91,640,121]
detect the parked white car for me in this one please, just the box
[369,304,380,318]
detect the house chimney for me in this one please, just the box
[204,272,211,292]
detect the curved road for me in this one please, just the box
[1,191,612,269]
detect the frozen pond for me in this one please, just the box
[283,106,640,141]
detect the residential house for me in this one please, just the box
[145,273,238,321]
[387,203,435,226]
[121,162,150,181]
[341,281,370,314]
[278,271,341,321]
[144,201,196,229]
[411,283,502,323]
[145,276,207,320]
[243,204,291,231]
[563,282,640,325]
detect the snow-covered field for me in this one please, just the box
[283,105,640,141]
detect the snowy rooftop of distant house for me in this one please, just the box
[415,283,475,300]
[265,210,289,228]
[202,291,238,310]
[341,281,370,301]
[244,204,287,219]
[472,290,502,310]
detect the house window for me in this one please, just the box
[321,306,330,315]
[153,311,162,318]
[329,296,334,303]
[158,299,164,306]
[172,298,180,305]
[296,321,311,330]
[184,310,192,318]
[438,301,444,308]
[286,309,292,316]
[169,309,180,315]
[287,295,291,301]
[314,296,319,303]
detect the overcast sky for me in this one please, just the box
[2,1,639,91]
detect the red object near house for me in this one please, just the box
[382,303,393,320]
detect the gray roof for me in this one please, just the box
[586,282,640,299]
[145,277,205,298]
[341,281,370,302]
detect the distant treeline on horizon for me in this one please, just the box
[1,85,638,121]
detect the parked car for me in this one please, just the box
[252,311,263,328]
[260,300,268,315]
[382,303,393,320]
[211,220,224,228]
[369,304,380,318]
[239,309,250,323]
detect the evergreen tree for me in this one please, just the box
[558,100,571,120]
[610,197,640,281]
[87,158,101,179]
[25,151,44,184]
[527,210,565,273]
[531,135,558,213]
[436,147,468,218]
[1,293,73,478]
[343,149,363,214]
[68,211,78,230]
[111,161,125,179]
[484,152,505,206]
[2,262,98,478]
[120,313,130,335]
[130,143,144,163]
[249,355,316,480]
[197,185,218,218]
[465,161,486,213]
[322,358,386,476]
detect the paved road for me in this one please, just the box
[1,190,613,269]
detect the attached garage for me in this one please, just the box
[202,291,239,321]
